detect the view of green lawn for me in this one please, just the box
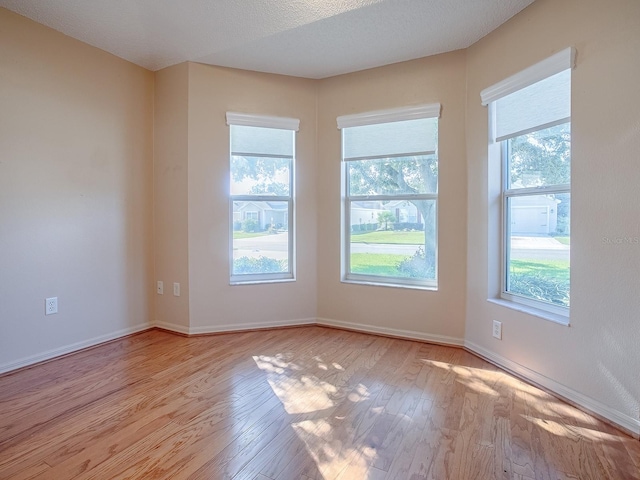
[350,253,407,276]
[350,230,423,244]
[233,231,269,240]
[351,253,569,284]
[509,259,570,280]
[509,259,570,306]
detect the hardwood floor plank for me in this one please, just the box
[1,461,51,480]
[0,327,637,480]
[384,397,434,479]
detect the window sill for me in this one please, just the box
[487,298,570,326]
[342,278,437,292]
[230,277,295,286]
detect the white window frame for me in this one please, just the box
[227,112,299,285]
[481,48,575,322]
[337,103,440,290]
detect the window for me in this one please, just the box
[227,112,299,284]
[337,104,440,289]
[481,48,574,318]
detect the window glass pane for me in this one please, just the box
[506,194,570,307]
[496,69,570,142]
[232,201,289,275]
[348,155,437,196]
[230,156,291,196]
[507,123,570,189]
[231,125,294,157]
[349,200,436,281]
[343,117,437,160]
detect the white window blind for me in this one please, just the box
[342,118,438,160]
[495,69,571,142]
[226,112,299,157]
[336,103,440,161]
[480,47,575,142]
[230,125,294,157]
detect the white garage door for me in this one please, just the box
[511,206,549,235]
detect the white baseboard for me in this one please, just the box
[0,322,153,375]
[155,317,317,336]
[154,321,191,335]
[316,317,465,347]
[465,340,640,437]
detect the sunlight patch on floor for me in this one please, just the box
[422,359,501,397]
[253,355,338,414]
[252,354,380,478]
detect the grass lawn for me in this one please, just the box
[350,230,423,245]
[553,236,570,245]
[509,259,570,307]
[350,254,569,283]
[350,253,408,276]
[233,231,269,240]
[510,259,570,281]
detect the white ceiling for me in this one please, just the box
[0,0,535,79]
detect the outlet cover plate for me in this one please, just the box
[492,320,502,340]
[46,297,58,315]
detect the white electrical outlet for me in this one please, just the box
[45,297,58,315]
[492,320,502,340]
[173,282,180,297]
[157,281,164,295]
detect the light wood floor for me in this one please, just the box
[0,327,638,480]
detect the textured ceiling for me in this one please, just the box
[0,0,535,79]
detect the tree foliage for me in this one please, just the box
[508,123,570,187]
[509,122,571,234]
[348,155,438,264]
[348,156,437,196]
[377,211,396,230]
[231,156,290,196]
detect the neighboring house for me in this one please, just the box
[510,195,559,235]
[234,201,288,230]
[353,197,559,235]
[350,201,386,228]
[351,200,423,229]
[385,200,422,224]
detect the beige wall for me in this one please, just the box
[465,0,640,429]
[0,9,154,371]
[154,63,190,329]
[184,63,318,330]
[316,52,468,343]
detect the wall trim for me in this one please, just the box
[225,111,300,131]
[154,321,191,336]
[465,340,640,438]
[337,103,441,129]
[480,46,576,105]
[0,322,153,375]
[316,317,465,347]
[155,318,317,336]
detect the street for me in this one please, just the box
[233,233,570,262]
